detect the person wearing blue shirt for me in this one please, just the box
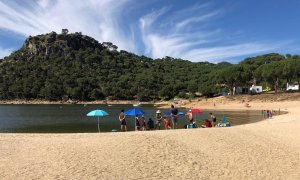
[171,105,179,129]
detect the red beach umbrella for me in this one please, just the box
[190,108,202,114]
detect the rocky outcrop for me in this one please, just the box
[22,30,104,56]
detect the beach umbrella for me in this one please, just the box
[189,108,203,124]
[125,108,145,116]
[87,109,109,133]
[190,108,203,114]
[124,108,145,131]
[165,111,185,116]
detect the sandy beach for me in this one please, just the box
[0,98,299,179]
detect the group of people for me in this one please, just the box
[118,105,219,132]
[135,114,155,131]
[262,110,274,119]
[118,105,180,132]
[187,112,217,128]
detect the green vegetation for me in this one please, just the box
[0,30,299,101]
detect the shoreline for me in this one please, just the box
[0,99,156,105]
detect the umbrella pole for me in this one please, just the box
[97,117,100,133]
[134,117,136,131]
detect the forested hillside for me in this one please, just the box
[0,30,299,101]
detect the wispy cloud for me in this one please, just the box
[182,41,292,63]
[0,0,136,52]
[139,4,224,60]
[138,3,293,62]
[175,11,220,29]
[0,1,295,62]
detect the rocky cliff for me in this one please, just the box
[22,30,104,56]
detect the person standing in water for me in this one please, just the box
[155,110,163,130]
[147,118,155,130]
[187,109,194,123]
[140,115,146,131]
[171,105,179,129]
[135,115,140,131]
[209,112,217,127]
[119,109,127,132]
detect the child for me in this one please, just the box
[203,119,212,128]
[163,115,171,129]
[155,110,163,130]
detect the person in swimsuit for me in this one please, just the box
[164,115,171,129]
[119,109,127,131]
[155,110,163,130]
[209,112,216,127]
[187,109,194,123]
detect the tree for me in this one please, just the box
[254,61,284,93]
[215,65,246,95]
[61,28,69,35]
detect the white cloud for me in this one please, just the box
[181,42,288,63]
[0,47,13,58]
[138,4,292,62]
[0,1,294,62]
[175,11,220,29]
[0,0,136,52]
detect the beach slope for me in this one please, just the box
[0,101,299,179]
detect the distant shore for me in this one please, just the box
[1,93,300,110]
[0,99,156,105]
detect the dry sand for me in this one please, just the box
[0,99,300,179]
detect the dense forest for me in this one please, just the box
[0,30,299,101]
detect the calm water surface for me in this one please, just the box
[0,104,279,133]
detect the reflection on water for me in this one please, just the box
[0,104,285,133]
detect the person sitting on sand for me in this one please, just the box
[186,121,197,129]
[147,118,155,130]
[163,115,171,129]
[155,110,163,130]
[201,119,212,128]
[119,109,127,132]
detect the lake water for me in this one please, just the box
[0,104,273,133]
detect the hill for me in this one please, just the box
[0,30,299,102]
[0,30,220,101]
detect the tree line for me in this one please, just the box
[0,31,299,101]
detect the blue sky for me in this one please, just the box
[0,0,300,63]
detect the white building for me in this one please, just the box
[287,83,299,91]
[250,85,262,94]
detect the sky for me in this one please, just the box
[0,0,300,63]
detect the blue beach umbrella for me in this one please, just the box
[87,109,109,133]
[125,108,145,116]
[165,111,184,116]
[124,108,145,131]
